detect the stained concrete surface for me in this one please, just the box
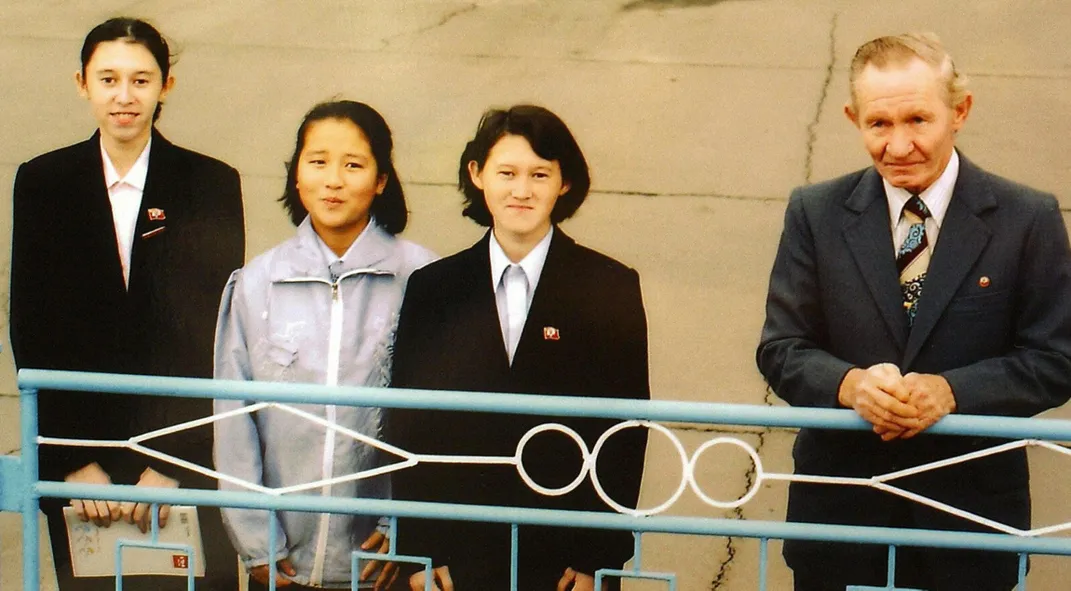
[0,1,1069,589]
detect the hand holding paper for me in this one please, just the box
[65,462,121,527]
[120,467,179,533]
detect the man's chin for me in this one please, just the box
[882,173,925,194]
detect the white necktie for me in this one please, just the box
[505,264,528,363]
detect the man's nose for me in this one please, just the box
[886,127,915,158]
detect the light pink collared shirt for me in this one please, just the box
[101,138,151,287]
[489,227,553,363]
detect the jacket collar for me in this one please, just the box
[271,217,399,281]
[841,154,997,361]
[902,154,995,366]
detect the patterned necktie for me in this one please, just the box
[897,195,931,325]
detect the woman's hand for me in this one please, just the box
[558,567,607,591]
[119,467,178,533]
[360,529,399,590]
[65,462,120,526]
[249,558,297,587]
[409,565,453,591]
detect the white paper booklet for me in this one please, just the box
[63,505,206,577]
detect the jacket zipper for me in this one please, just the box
[279,269,391,585]
[310,280,343,585]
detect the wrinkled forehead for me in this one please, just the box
[851,57,951,109]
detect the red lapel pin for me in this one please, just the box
[543,326,560,341]
[147,208,166,221]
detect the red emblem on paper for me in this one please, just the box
[172,554,189,569]
[543,326,560,341]
[148,208,166,221]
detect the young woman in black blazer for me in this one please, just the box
[9,17,244,590]
[390,105,649,591]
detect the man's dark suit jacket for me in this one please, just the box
[390,228,650,591]
[9,130,245,588]
[757,155,1071,588]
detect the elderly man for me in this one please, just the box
[757,33,1071,590]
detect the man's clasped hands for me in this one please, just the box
[838,363,957,441]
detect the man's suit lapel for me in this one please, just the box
[129,131,179,288]
[903,157,995,367]
[842,169,909,350]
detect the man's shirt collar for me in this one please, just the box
[884,149,960,229]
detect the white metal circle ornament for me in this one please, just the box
[589,420,690,516]
[514,423,590,496]
[687,436,764,509]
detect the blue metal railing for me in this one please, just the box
[6,369,1071,590]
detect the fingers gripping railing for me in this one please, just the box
[10,369,1071,590]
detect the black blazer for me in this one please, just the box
[390,229,649,590]
[757,155,1071,584]
[9,130,245,484]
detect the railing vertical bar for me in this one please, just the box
[389,516,398,553]
[1018,552,1028,590]
[886,544,896,588]
[511,523,519,591]
[269,510,277,591]
[116,543,124,591]
[633,531,642,571]
[20,387,39,591]
[758,537,768,591]
[188,545,195,591]
[150,503,160,543]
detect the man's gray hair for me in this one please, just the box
[848,32,969,111]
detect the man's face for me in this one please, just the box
[846,57,971,194]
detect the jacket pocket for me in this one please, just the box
[254,338,298,381]
[944,289,1012,317]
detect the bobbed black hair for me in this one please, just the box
[458,105,591,226]
[80,17,172,122]
[279,100,408,235]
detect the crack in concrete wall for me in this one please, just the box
[804,13,839,185]
[709,521,738,589]
[622,0,745,12]
[381,2,478,49]
[405,180,785,202]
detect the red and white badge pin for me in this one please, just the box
[543,326,560,341]
[147,208,166,221]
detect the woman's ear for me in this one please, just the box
[74,71,89,99]
[467,160,484,190]
[160,74,176,101]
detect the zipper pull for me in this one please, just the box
[331,282,339,301]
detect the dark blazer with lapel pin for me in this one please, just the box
[390,228,650,590]
[757,154,1071,585]
[9,129,245,484]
